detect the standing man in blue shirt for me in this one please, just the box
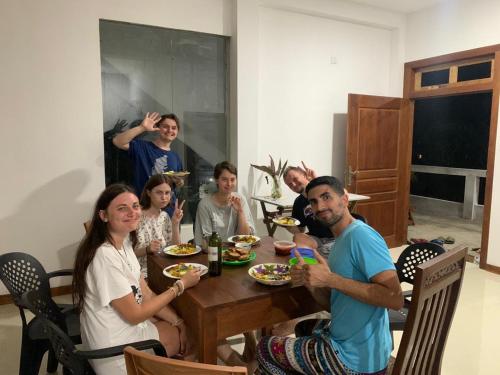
[113,112,183,216]
[257,176,403,375]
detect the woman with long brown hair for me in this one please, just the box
[73,184,200,375]
[135,174,183,278]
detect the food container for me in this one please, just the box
[235,242,252,250]
[289,248,318,265]
[273,240,296,256]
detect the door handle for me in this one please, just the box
[345,166,358,186]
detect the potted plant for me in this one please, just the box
[251,155,288,199]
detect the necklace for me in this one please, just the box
[117,247,133,272]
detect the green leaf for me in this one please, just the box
[269,155,276,175]
[279,160,288,177]
[251,164,275,175]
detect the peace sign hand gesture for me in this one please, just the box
[172,200,185,226]
[140,112,161,132]
[300,161,317,181]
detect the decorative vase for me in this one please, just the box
[270,176,282,199]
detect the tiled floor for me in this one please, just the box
[1,213,498,374]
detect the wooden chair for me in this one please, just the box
[389,242,446,333]
[124,346,248,375]
[390,245,467,375]
[83,220,91,233]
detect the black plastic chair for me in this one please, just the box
[389,242,445,332]
[0,252,76,375]
[351,213,367,223]
[41,318,166,375]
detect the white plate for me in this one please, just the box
[272,216,300,227]
[227,235,261,246]
[163,263,208,279]
[163,244,201,257]
[163,171,190,177]
[248,263,291,286]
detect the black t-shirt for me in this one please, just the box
[292,194,333,239]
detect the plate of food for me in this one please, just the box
[227,235,261,246]
[272,216,300,227]
[248,263,291,286]
[163,263,208,279]
[163,243,201,257]
[163,170,191,177]
[222,248,256,266]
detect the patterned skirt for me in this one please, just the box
[256,320,387,375]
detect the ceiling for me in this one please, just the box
[345,0,452,14]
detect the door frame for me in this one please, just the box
[403,44,500,274]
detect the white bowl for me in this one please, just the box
[235,242,252,250]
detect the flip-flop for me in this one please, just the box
[444,236,455,244]
[410,238,428,244]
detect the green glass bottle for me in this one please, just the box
[208,229,222,276]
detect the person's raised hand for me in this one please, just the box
[229,194,243,213]
[181,268,202,289]
[148,239,162,253]
[291,249,306,285]
[303,248,332,288]
[172,200,185,225]
[140,112,161,132]
[300,161,317,181]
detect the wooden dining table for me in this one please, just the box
[147,236,323,364]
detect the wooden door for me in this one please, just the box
[346,94,411,247]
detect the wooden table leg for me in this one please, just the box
[198,310,218,364]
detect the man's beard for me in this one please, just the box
[315,210,343,227]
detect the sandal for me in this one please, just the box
[444,236,455,244]
[410,238,428,244]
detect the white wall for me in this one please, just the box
[235,0,406,238]
[0,0,407,295]
[405,0,500,267]
[0,0,233,294]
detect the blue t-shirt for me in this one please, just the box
[128,139,183,216]
[328,220,395,373]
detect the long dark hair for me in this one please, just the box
[140,174,174,209]
[72,184,137,312]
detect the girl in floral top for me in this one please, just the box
[136,174,184,278]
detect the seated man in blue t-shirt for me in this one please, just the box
[257,176,403,375]
[283,163,335,257]
[113,112,184,216]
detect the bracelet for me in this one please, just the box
[146,244,151,254]
[174,280,184,296]
[171,317,184,327]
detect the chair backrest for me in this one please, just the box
[351,212,367,223]
[0,252,52,306]
[42,318,89,375]
[124,346,247,375]
[394,242,445,285]
[83,220,91,234]
[392,245,467,375]
[22,289,68,331]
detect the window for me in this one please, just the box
[100,20,229,224]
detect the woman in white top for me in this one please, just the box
[194,161,256,246]
[72,184,201,375]
[135,174,183,278]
